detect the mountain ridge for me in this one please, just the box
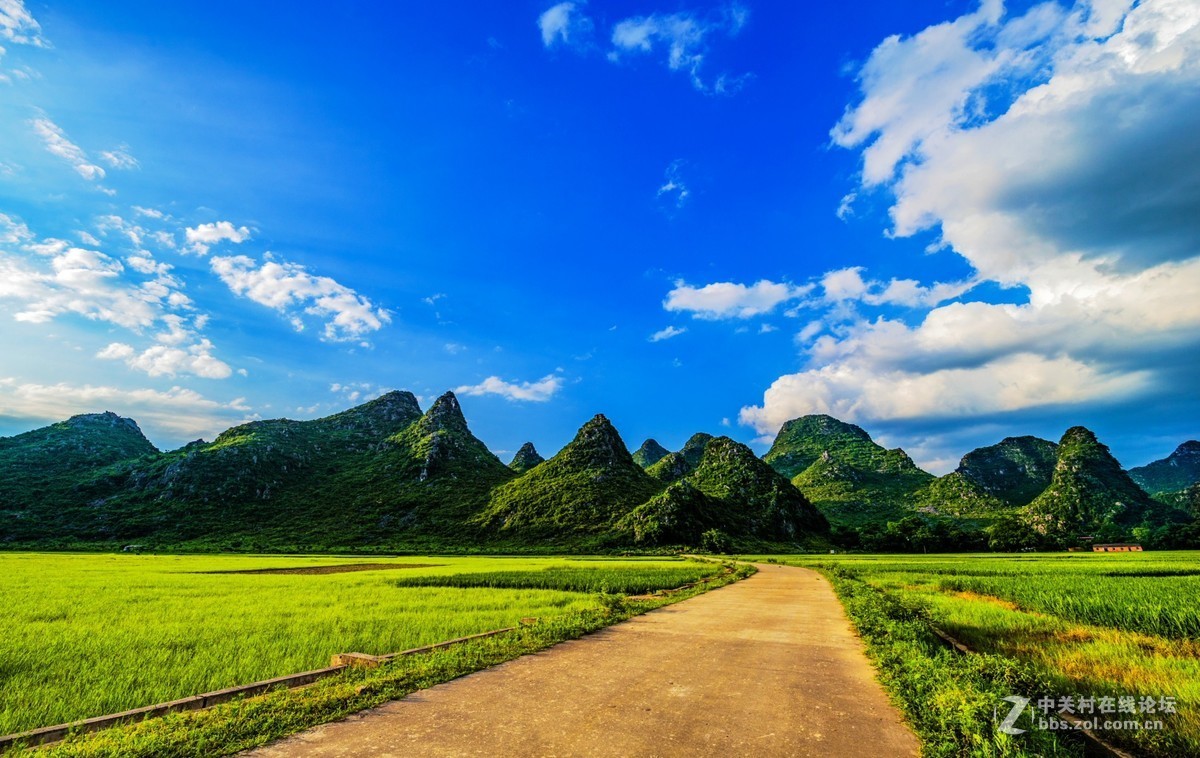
[1,395,1194,552]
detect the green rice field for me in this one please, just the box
[0,553,717,736]
[750,551,1200,757]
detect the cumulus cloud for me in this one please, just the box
[539,2,592,48]
[1,241,167,328]
[95,343,135,361]
[184,221,250,255]
[743,0,1200,465]
[665,279,812,319]
[820,266,975,307]
[0,377,251,443]
[0,213,234,382]
[210,254,391,342]
[0,0,46,47]
[609,4,749,92]
[97,339,232,379]
[741,353,1148,431]
[455,374,563,402]
[649,325,686,342]
[30,118,106,182]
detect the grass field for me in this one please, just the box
[0,553,719,737]
[749,551,1200,757]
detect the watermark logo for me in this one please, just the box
[998,696,1029,735]
[997,693,1176,734]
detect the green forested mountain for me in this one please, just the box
[632,438,670,469]
[0,412,159,539]
[763,414,932,525]
[1024,427,1162,538]
[1154,484,1200,516]
[957,436,1059,505]
[915,436,1058,516]
[620,436,827,547]
[0,394,1193,552]
[0,411,157,487]
[1130,441,1200,495]
[646,452,691,484]
[508,442,545,473]
[679,433,714,468]
[477,414,662,542]
[639,433,715,485]
[1,392,513,549]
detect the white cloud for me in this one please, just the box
[0,212,30,244]
[664,279,812,319]
[745,0,1200,445]
[0,242,169,329]
[656,160,689,208]
[539,2,592,48]
[540,2,749,92]
[796,321,823,343]
[741,353,1149,433]
[99,146,139,170]
[0,377,251,442]
[0,0,46,47]
[0,213,233,383]
[210,254,390,341]
[820,267,869,302]
[649,325,686,342]
[184,221,250,255]
[132,206,167,220]
[30,118,106,182]
[96,342,135,361]
[455,374,563,402]
[820,266,975,307]
[836,192,857,220]
[609,4,749,92]
[330,381,393,405]
[97,339,232,380]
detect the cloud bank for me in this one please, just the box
[736,0,1200,466]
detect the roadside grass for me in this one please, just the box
[914,587,1200,755]
[7,562,754,757]
[749,552,1200,757]
[809,566,1077,757]
[0,553,724,737]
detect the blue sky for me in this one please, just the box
[0,0,1197,473]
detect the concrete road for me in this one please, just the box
[247,564,919,757]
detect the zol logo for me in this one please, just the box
[999,695,1030,735]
